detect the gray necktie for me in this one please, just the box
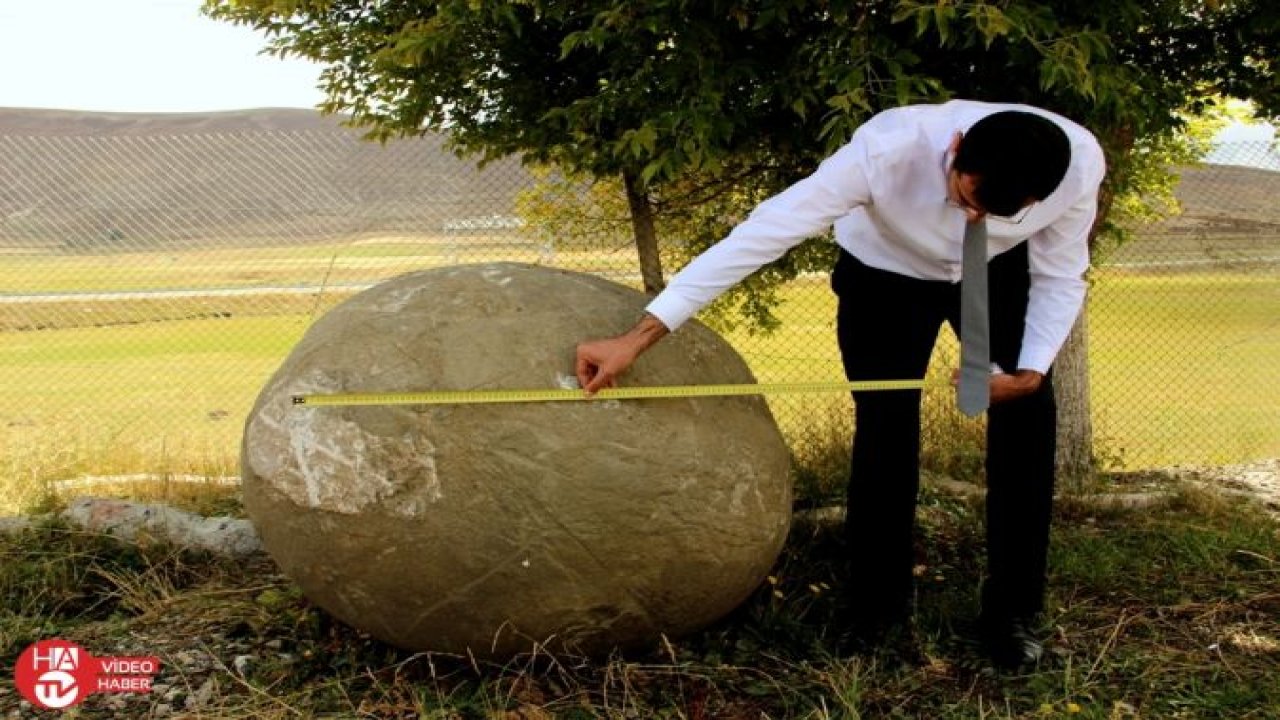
[958,219,990,416]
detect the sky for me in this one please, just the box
[0,0,1274,158]
[0,0,325,113]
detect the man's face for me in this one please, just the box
[947,167,1037,225]
[947,168,987,223]
[946,131,1037,225]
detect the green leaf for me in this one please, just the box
[639,159,664,186]
[933,3,955,45]
[201,0,1280,330]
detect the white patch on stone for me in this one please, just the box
[250,370,443,516]
[286,408,347,508]
[556,371,622,408]
[728,482,751,516]
[481,267,513,286]
[377,284,426,313]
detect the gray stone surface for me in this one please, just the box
[60,497,261,556]
[241,263,792,658]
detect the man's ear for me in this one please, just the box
[949,131,963,156]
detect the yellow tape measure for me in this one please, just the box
[291,379,930,407]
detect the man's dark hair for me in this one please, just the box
[953,110,1072,217]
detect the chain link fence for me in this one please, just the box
[1,116,1276,510]
[1089,145,1279,469]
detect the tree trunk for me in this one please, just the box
[1054,310,1094,490]
[1053,124,1131,491]
[623,171,666,295]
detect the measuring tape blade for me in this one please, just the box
[291,379,929,407]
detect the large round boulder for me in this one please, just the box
[241,263,791,658]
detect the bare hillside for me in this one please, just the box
[1167,163,1280,231]
[2,108,1276,258]
[0,107,349,137]
[0,108,534,251]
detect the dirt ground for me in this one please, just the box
[1179,458,1280,518]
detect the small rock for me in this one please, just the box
[186,677,216,710]
[233,654,254,675]
[59,497,262,556]
[173,649,213,672]
[0,516,32,533]
[152,702,174,718]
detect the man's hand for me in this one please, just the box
[951,367,1044,407]
[989,369,1044,405]
[575,314,670,394]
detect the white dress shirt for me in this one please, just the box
[645,100,1107,373]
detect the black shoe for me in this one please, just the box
[837,617,896,655]
[836,611,915,659]
[978,615,1043,669]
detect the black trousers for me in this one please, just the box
[831,243,1057,622]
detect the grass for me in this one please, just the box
[2,460,1277,717]
[0,237,630,294]
[1,248,1275,713]
[726,269,1280,471]
[717,280,989,489]
[0,313,310,514]
[1088,268,1280,467]
[2,260,1277,514]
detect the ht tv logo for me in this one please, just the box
[14,639,161,710]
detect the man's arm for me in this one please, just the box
[987,191,1097,404]
[573,132,879,393]
[989,368,1046,404]
[575,314,669,394]
[643,132,879,332]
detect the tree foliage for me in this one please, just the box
[204,0,1278,327]
[515,161,835,332]
[891,0,1277,248]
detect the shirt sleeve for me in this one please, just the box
[645,137,875,330]
[1018,194,1096,373]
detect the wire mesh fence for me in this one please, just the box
[1088,148,1280,469]
[1,117,1276,509]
